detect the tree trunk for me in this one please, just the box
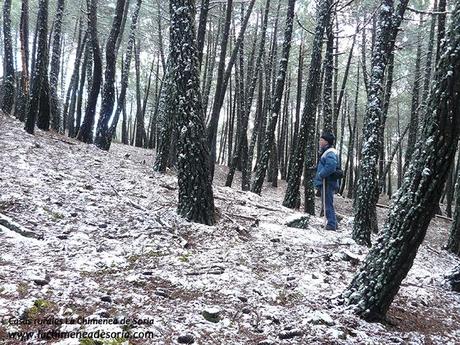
[2,0,15,114]
[206,0,256,179]
[170,0,215,225]
[17,0,30,122]
[24,0,48,134]
[251,0,296,195]
[77,0,102,143]
[343,4,460,320]
[49,0,65,131]
[352,0,409,246]
[94,0,127,150]
[283,0,331,209]
[106,0,142,150]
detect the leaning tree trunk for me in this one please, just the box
[2,0,15,115]
[77,0,102,143]
[251,0,296,195]
[94,0,127,150]
[24,0,49,134]
[169,0,215,225]
[283,0,331,209]
[352,0,409,247]
[343,4,460,321]
[49,0,65,131]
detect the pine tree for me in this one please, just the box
[77,0,102,143]
[283,0,331,209]
[352,0,409,246]
[24,0,49,134]
[169,0,215,225]
[251,0,296,195]
[343,2,460,321]
[2,0,15,115]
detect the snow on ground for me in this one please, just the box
[1,113,460,344]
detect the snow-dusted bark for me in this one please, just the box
[24,0,49,134]
[2,0,15,114]
[94,0,127,150]
[77,0,102,144]
[251,0,296,195]
[352,0,409,246]
[322,14,334,134]
[169,0,215,225]
[17,0,30,122]
[343,3,460,320]
[283,0,331,209]
[49,0,65,132]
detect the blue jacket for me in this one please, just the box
[314,146,339,190]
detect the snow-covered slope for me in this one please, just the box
[1,113,460,344]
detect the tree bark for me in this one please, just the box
[169,0,215,225]
[343,4,460,320]
[77,0,102,143]
[283,0,331,209]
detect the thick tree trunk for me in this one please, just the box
[343,4,460,320]
[77,0,102,143]
[169,0,215,225]
[24,0,49,134]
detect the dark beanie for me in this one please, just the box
[321,132,335,146]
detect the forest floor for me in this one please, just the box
[1,112,460,345]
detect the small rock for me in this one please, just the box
[312,273,319,279]
[70,212,78,217]
[99,311,110,318]
[242,307,251,314]
[238,296,248,303]
[287,276,296,281]
[154,289,169,298]
[33,279,49,286]
[279,329,303,339]
[142,271,153,276]
[258,340,275,345]
[270,238,281,243]
[98,223,108,229]
[202,307,221,323]
[177,334,195,344]
[57,235,68,240]
[101,296,112,303]
[306,311,335,326]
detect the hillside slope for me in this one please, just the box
[1,113,460,344]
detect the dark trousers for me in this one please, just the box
[321,181,337,229]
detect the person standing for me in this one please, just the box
[314,132,339,230]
